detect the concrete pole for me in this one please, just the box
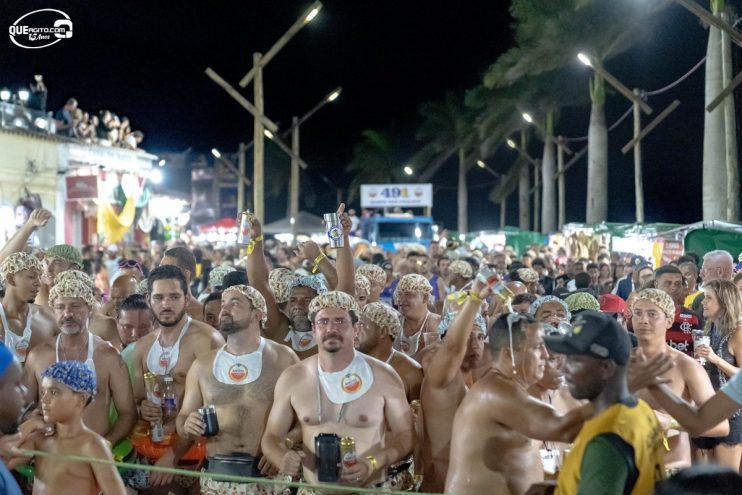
[557,136,566,230]
[533,162,540,233]
[633,89,645,224]
[500,199,506,228]
[290,116,300,235]
[253,53,265,223]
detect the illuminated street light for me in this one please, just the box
[211,148,221,158]
[577,52,592,67]
[404,165,414,175]
[17,90,29,102]
[477,160,486,168]
[264,129,274,139]
[506,138,516,149]
[0,88,10,102]
[326,87,342,102]
[304,2,322,23]
[158,159,166,167]
[522,112,533,124]
[150,168,163,184]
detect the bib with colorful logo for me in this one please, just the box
[317,351,374,405]
[212,338,265,385]
[284,328,317,352]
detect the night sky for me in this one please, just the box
[0,1,734,230]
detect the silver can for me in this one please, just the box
[237,211,252,246]
[693,330,710,366]
[323,213,344,248]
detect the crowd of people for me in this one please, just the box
[0,206,742,494]
[54,97,144,149]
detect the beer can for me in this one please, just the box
[237,211,252,246]
[199,405,220,437]
[340,437,357,468]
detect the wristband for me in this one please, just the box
[311,253,327,274]
[365,455,378,472]
[469,291,484,304]
[246,235,264,255]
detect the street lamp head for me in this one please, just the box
[577,52,593,68]
[264,129,274,139]
[0,88,10,102]
[304,1,322,23]
[327,87,342,102]
[149,168,163,184]
[506,138,516,149]
[403,165,414,176]
[211,148,221,158]
[158,159,166,167]
[522,112,533,124]
[476,160,486,169]
[17,90,30,102]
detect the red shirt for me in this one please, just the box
[667,306,704,357]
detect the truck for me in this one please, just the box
[360,215,434,251]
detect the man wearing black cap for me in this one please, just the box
[538,311,665,494]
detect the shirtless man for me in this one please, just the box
[0,253,57,363]
[178,285,299,494]
[446,313,587,495]
[36,244,84,308]
[530,296,571,328]
[262,291,413,493]
[419,281,489,492]
[101,274,138,318]
[393,274,441,356]
[24,276,137,447]
[132,264,224,489]
[355,274,370,310]
[160,246,205,321]
[356,264,387,304]
[357,302,422,402]
[630,288,727,471]
[12,361,126,494]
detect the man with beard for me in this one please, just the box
[246,217,334,359]
[393,274,441,356]
[178,285,298,494]
[530,296,571,328]
[262,291,413,493]
[23,276,137,447]
[131,265,223,490]
[446,313,589,495]
[0,253,57,363]
[159,246,205,321]
[0,343,29,495]
[54,270,122,350]
[37,244,85,307]
[419,280,489,493]
[357,302,422,402]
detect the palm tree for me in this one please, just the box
[414,92,478,233]
[345,128,408,204]
[703,0,738,220]
[486,0,665,224]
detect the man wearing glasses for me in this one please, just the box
[262,291,413,493]
[691,250,734,314]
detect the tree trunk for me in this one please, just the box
[541,109,557,232]
[721,10,739,220]
[518,130,530,230]
[457,148,468,233]
[703,11,727,220]
[586,73,608,224]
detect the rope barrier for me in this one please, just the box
[19,449,439,495]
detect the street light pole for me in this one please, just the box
[578,53,653,115]
[253,53,265,223]
[290,116,300,236]
[632,89,644,224]
[238,142,246,213]
[557,136,566,230]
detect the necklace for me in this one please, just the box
[384,348,395,364]
[60,333,89,362]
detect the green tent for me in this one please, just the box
[680,222,742,258]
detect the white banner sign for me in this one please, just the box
[360,184,433,208]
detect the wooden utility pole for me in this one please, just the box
[557,136,566,230]
[632,89,644,224]
[238,142,246,213]
[253,53,265,223]
[290,116,300,235]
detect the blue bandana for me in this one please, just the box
[437,311,487,335]
[288,275,328,295]
[0,343,12,377]
[41,361,97,399]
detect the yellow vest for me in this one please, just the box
[556,399,664,495]
[684,290,702,309]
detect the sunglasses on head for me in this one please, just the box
[118,259,142,271]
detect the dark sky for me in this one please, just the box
[0,1,734,230]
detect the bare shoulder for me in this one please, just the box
[425,313,442,329]
[31,304,56,323]
[365,355,405,390]
[190,320,223,340]
[264,339,299,366]
[395,351,422,372]
[78,428,112,457]
[93,336,121,359]
[28,337,55,359]
[134,333,156,358]
[672,347,705,375]
[193,349,219,370]
[278,356,313,386]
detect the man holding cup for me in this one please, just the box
[178,285,299,494]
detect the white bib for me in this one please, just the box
[0,304,32,363]
[212,338,265,385]
[284,328,317,352]
[318,351,374,405]
[146,317,192,375]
